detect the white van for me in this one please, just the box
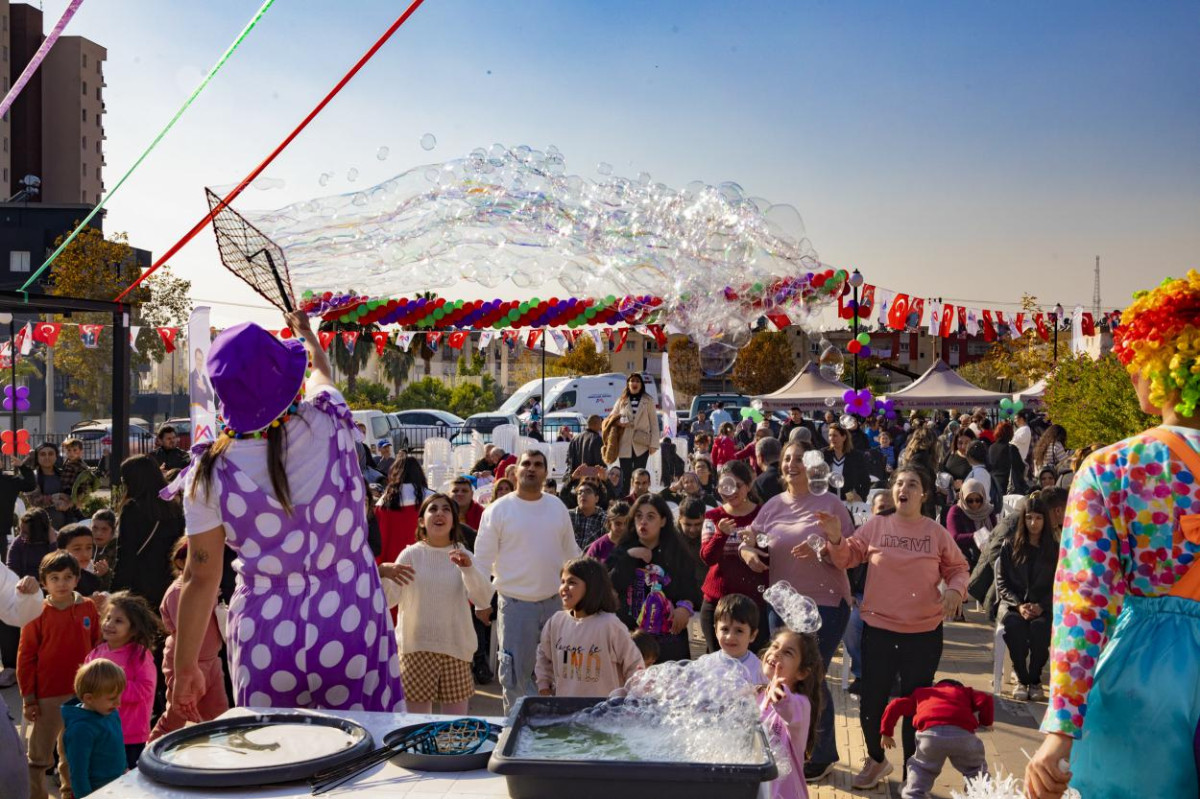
[496,377,568,418]
[543,373,659,419]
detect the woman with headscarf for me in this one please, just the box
[168,312,404,717]
[943,477,996,571]
[603,373,660,497]
[1025,272,1200,799]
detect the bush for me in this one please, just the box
[1043,353,1157,448]
[394,377,453,411]
[340,379,394,411]
[449,375,502,418]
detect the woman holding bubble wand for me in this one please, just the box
[698,460,766,654]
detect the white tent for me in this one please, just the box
[884,360,1012,410]
[1015,378,1048,405]
[753,361,852,411]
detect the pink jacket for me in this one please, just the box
[761,688,811,799]
[159,577,223,676]
[86,642,157,744]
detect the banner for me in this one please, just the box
[14,322,33,356]
[646,324,668,348]
[857,285,876,318]
[526,329,543,350]
[588,328,604,352]
[1081,312,1095,337]
[659,351,676,439]
[32,322,62,347]
[981,310,995,342]
[188,307,217,446]
[447,330,468,349]
[613,329,629,353]
[546,329,568,355]
[317,330,334,351]
[395,331,416,351]
[477,330,495,350]
[372,330,389,356]
[1071,305,1085,356]
[426,331,443,350]
[875,288,895,328]
[130,325,142,354]
[1034,313,1049,342]
[156,326,178,353]
[340,330,359,353]
[927,302,941,337]
[79,324,103,348]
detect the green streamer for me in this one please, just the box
[20,0,278,293]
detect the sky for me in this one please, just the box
[32,0,1200,327]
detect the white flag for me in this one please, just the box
[659,352,677,439]
[188,307,217,446]
[927,302,942,337]
[588,329,604,352]
[546,329,568,356]
[129,326,142,354]
[477,330,495,349]
[394,331,416,351]
[1071,305,1085,356]
[15,322,34,356]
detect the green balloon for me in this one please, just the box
[1013,400,1025,412]
[604,295,616,306]
[1000,398,1013,410]
[856,332,870,346]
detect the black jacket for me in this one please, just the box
[988,442,1028,496]
[565,429,605,476]
[753,465,783,503]
[607,536,702,630]
[823,448,872,501]
[995,539,1056,614]
[151,446,191,472]
[0,466,35,556]
[112,500,185,612]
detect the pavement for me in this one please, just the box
[3,607,1043,799]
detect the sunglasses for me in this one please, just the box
[965,497,984,506]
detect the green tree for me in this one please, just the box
[456,351,487,376]
[319,319,377,396]
[548,337,610,377]
[394,377,453,411]
[339,379,393,411]
[449,375,502,418]
[380,344,415,396]
[1043,353,1157,447]
[732,331,795,395]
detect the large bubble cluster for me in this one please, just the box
[515,656,765,765]
[238,143,843,348]
[762,580,822,634]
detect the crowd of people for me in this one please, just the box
[5,273,1200,799]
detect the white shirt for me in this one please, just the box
[709,409,734,430]
[384,541,493,662]
[473,492,581,602]
[184,385,353,535]
[697,649,764,686]
[1012,425,1032,460]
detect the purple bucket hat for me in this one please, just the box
[207,322,307,434]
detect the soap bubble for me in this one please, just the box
[818,337,845,381]
[762,580,821,633]
[755,532,770,549]
[346,167,359,182]
[805,533,826,559]
[376,146,390,161]
[807,462,830,496]
[420,133,437,151]
[699,343,738,377]
[252,176,285,191]
[597,161,613,176]
[828,473,844,490]
[838,414,858,430]
[317,173,331,187]
[717,475,738,498]
[824,396,837,408]
[936,472,953,492]
[801,450,825,469]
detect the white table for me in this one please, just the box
[90,709,509,798]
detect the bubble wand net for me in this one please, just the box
[206,187,295,312]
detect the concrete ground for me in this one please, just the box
[3,606,1042,799]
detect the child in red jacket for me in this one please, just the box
[881,678,992,799]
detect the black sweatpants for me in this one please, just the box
[1001,610,1051,685]
[860,622,943,766]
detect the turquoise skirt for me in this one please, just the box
[1070,594,1200,798]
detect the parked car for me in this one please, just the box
[450,413,520,446]
[679,393,751,429]
[70,419,154,471]
[540,412,587,441]
[390,409,464,451]
[351,410,402,448]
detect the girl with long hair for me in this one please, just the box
[374,453,431,565]
[1031,424,1068,475]
[111,455,184,612]
[760,628,824,799]
[996,493,1058,702]
[699,460,766,653]
[604,373,660,497]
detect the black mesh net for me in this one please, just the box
[206,187,295,311]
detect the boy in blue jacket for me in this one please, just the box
[63,658,127,797]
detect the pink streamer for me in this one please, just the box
[0,0,87,121]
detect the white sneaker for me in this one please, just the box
[0,668,14,688]
[1014,685,1030,701]
[851,756,894,790]
[1029,685,1046,702]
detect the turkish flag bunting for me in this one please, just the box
[32,322,63,346]
[372,331,389,356]
[981,310,996,342]
[957,306,968,335]
[564,330,583,347]
[887,293,911,331]
[79,324,103,348]
[858,285,876,318]
[448,331,469,349]
[908,298,925,330]
[341,331,359,353]
[613,329,629,352]
[156,327,178,353]
[647,325,668,347]
[995,311,1010,339]
[1033,313,1050,342]
[766,313,792,331]
[502,329,520,346]
[526,330,542,350]
[1013,313,1027,337]
[939,304,955,338]
[1081,312,1095,336]
[317,331,334,350]
[427,331,444,349]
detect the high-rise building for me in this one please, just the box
[3,2,106,205]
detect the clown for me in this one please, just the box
[1025,271,1200,799]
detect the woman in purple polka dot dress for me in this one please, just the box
[167,312,404,716]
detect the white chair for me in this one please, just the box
[423,437,452,470]
[549,441,569,479]
[492,424,519,456]
[647,449,662,491]
[845,501,870,527]
[992,620,1007,695]
[452,445,476,474]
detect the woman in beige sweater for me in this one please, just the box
[604,374,660,497]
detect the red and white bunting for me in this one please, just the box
[447,330,468,349]
[341,330,359,354]
[157,327,178,353]
[32,322,63,347]
[372,330,389,356]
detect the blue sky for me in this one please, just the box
[40,0,1200,325]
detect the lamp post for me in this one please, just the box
[848,269,864,390]
[1052,302,1064,362]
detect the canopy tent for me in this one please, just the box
[883,360,1012,410]
[753,361,852,411]
[1015,377,1048,406]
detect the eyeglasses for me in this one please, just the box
[575,488,596,497]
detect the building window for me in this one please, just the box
[95,167,100,180]
[82,136,87,150]
[82,82,87,95]
[95,87,101,100]
[83,53,88,67]
[82,190,88,203]
[2,168,7,183]
[96,141,101,154]
[2,46,7,63]
[82,108,87,122]
[9,251,30,273]
[83,162,88,176]
[3,137,6,153]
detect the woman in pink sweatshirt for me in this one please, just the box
[811,465,969,792]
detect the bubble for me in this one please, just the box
[818,337,845,381]
[762,580,821,634]
[717,475,738,498]
[805,533,826,559]
[699,342,738,377]
[828,473,844,490]
[801,450,825,469]
[755,532,770,549]
[419,133,437,151]
[838,414,858,430]
[376,146,390,161]
[346,167,359,182]
[317,173,331,187]
[597,162,613,176]
[823,396,837,408]
[807,462,830,496]
[252,176,285,191]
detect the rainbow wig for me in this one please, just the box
[1113,270,1200,417]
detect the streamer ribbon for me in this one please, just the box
[0,0,86,121]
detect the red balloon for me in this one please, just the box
[847,340,862,354]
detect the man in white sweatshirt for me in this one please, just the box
[1,562,44,799]
[474,450,580,712]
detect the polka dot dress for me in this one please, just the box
[201,393,404,712]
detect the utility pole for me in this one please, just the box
[1092,256,1101,320]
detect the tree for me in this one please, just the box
[339,379,393,411]
[955,294,1064,392]
[667,337,701,398]
[456,351,487,376]
[45,226,188,415]
[380,345,415,396]
[732,331,795,396]
[449,375,502,418]
[318,319,378,396]
[394,377,452,411]
[548,337,610,377]
[1043,353,1157,447]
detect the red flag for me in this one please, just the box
[79,324,103,348]
[341,331,359,353]
[908,298,925,329]
[526,330,543,349]
[603,328,615,350]
[1013,313,1027,336]
[766,313,791,331]
[613,329,629,352]
[887,293,911,331]
[156,327,178,353]
[1033,313,1049,342]
[502,329,520,346]
[956,306,967,334]
[981,310,996,342]
[448,331,468,349]
[564,330,583,347]
[32,322,63,346]
[646,324,668,348]
[938,304,954,337]
[857,285,876,319]
[1081,312,1095,336]
[317,331,334,350]
[427,331,444,348]
[372,330,389,356]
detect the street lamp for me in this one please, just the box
[848,269,864,390]
[1052,302,1064,362]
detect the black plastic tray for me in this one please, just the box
[138,712,374,788]
[488,697,777,799]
